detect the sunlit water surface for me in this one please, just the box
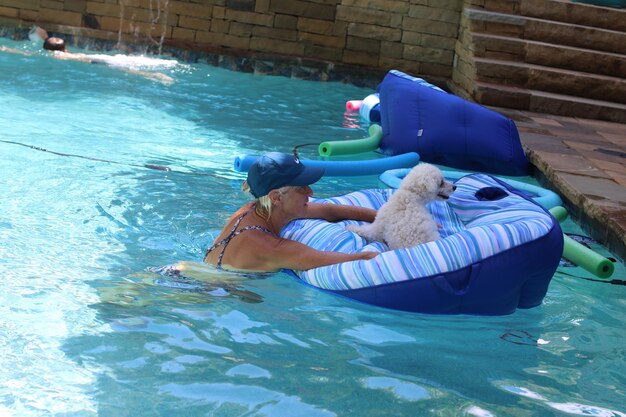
[1,38,624,417]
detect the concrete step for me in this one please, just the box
[472,81,626,123]
[522,0,626,32]
[474,57,626,104]
[472,0,626,32]
[471,33,626,78]
[467,8,626,54]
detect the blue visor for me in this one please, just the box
[247,152,325,198]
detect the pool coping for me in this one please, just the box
[498,108,626,263]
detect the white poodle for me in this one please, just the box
[347,164,456,250]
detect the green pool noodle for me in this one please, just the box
[549,207,615,279]
[549,206,568,223]
[562,235,615,278]
[318,124,383,156]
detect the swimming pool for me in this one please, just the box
[1,37,624,417]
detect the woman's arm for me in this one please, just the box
[231,232,378,272]
[305,202,376,223]
[265,238,378,271]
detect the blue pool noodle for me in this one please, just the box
[234,152,420,176]
[379,168,563,210]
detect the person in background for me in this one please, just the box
[203,152,380,272]
[1,26,174,85]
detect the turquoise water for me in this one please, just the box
[1,38,625,417]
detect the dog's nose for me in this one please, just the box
[452,185,457,191]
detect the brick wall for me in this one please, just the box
[0,0,463,80]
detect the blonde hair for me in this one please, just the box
[242,180,290,221]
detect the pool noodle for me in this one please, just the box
[233,152,419,176]
[441,170,562,210]
[548,206,615,279]
[345,100,362,111]
[318,124,383,157]
[379,168,560,206]
[379,168,563,210]
[548,206,568,223]
[562,235,615,278]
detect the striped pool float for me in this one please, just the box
[281,173,563,315]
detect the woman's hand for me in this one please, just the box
[356,251,379,261]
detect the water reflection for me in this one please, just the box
[502,385,626,417]
[160,382,336,417]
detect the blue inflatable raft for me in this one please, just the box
[281,173,563,315]
[377,70,529,176]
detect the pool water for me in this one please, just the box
[1,37,625,417]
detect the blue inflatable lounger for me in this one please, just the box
[281,174,563,315]
[378,70,529,176]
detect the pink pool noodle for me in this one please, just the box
[345,100,363,112]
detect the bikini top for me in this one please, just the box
[205,208,274,270]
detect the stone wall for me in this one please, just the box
[0,0,463,82]
[450,0,477,98]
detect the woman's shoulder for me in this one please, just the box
[231,202,255,218]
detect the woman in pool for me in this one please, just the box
[204,152,379,272]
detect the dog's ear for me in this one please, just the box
[424,172,440,193]
[433,176,443,193]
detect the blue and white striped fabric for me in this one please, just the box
[280,174,554,291]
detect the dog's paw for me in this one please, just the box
[345,224,361,234]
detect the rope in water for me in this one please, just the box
[557,270,625,286]
[0,139,213,176]
[291,142,319,160]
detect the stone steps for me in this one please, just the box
[471,33,626,78]
[472,81,626,123]
[457,0,626,121]
[521,0,626,32]
[467,8,626,54]
[474,57,626,104]
[473,0,626,32]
